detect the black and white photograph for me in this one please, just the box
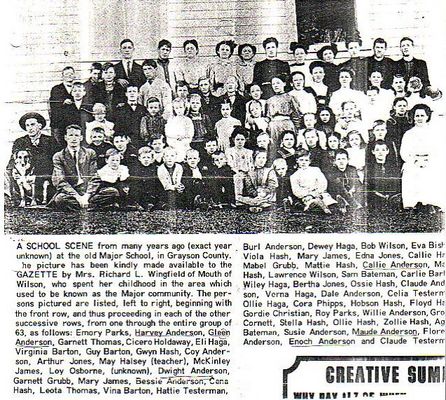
[3,0,445,234]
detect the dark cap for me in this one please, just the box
[19,112,46,131]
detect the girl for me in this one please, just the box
[346,130,366,182]
[316,106,336,137]
[277,130,298,173]
[85,103,114,144]
[215,101,242,152]
[245,83,267,120]
[289,71,317,115]
[297,113,327,149]
[165,98,194,162]
[307,61,330,106]
[316,44,339,92]
[245,100,269,146]
[321,132,341,173]
[225,126,254,174]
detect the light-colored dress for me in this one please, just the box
[165,115,194,162]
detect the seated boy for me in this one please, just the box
[200,136,219,174]
[365,140,401,210]
[87,127,114,168]
[148,134,166,166]
[289,149,336,214]
[113,133,138,167]
[182,148,209,210]
[327,149,364,213]
[208,151,236,208]
[157,146,185,209]
[129,147,161,210]
[89,148,132,210]
[140,97,166,143]
[272,158,293,210]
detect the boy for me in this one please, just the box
[215,101,241,152]
[365,140,401,210]
[113,133,138,167]
[60,81,93,135]
[139,59,172,118]
[89,148,132,210]
[129,147,160,210]
[85,103,115,144]
[140,97,166,143]
[289,149,335,214]
[149,135,166,166]
[87,127,114,168]
[272,158,293,210]
[157,147,185,209]
[208,151,236,208]
[302,128,326,169]
[182,149,209,210]
[200,136,219,174]
[327,149,364,213]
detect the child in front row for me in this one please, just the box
[182,148,208,210]
[148,135,166,167]
[226,126,253,174]
[208,151,236,208]
[157,147,185,209]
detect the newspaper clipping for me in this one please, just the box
[2,0,445,399]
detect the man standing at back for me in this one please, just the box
[366,38,395,89]
[114,39,145,89]
[156,39,175,90]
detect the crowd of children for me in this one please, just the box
[6,35,444,214]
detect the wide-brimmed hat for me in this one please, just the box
[19,112,47,130]
[316,43,338,60]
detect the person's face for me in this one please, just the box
[393,100,408,116]
[126,87,138,102]
[186,153,200,168]
[225,76,237,93]
[234,134,246,149]
[25,118,42,137]
[184,43,198,59]
[339,72,352,88]
[147,101,161,116]
[265,42,277,59]
[90,68,101,82]
[113,136,129,151]
[176,86,189,98]
[369,72,383,87]
[158,45,171,60]
[372,144,389,162]
[189,97,201,112]
[347,42,361,58]
[327,135,340,150]
[373,43,386,59]
[294,48,306,64]
[303,114,316,128]
[312,67,325,83]
[292,74,305,90]
[400,40,413,57]
[414,109,428,126]
[143,65,157,80]
[281,133,295,149]
[373,125,387,140]
[205,141,218,155]
[249,103,262,118]
[335,154,348,170]
[271,77,285,94]
[218,44,231,59]
[297,155,310,169]
[274,163,287,177]
[319,110,331,123]
[213,153,227,168]
[107,154,121,170]
[91,131,105,146]
[151,138,165,152]
[139,152,154,166]
[392,77,405,92]
[304,131,318,148]
[120,41,134,59]
[322,49,334,63]
[343,102,356,117]
[94,109,106,122]
[221,104,232,118]
[62,68,75,84]
[199,79,210,94]
[348,133,361,148]
[367,89,378,104]
[103,67,116,82]
[72,86,86,101]
[173,101,186,116]
[65,128,82,147]
[163,150,176,167]
[256,135,269,149]
[240,46,254,61]
[249,85,262,100]
[254,152,268,168]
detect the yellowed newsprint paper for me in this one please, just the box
[1,1,445,399]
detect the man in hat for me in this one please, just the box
[51,124,98,210]
[253,37,290,99]
[114,39,145,89]
[6,113,59,205]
